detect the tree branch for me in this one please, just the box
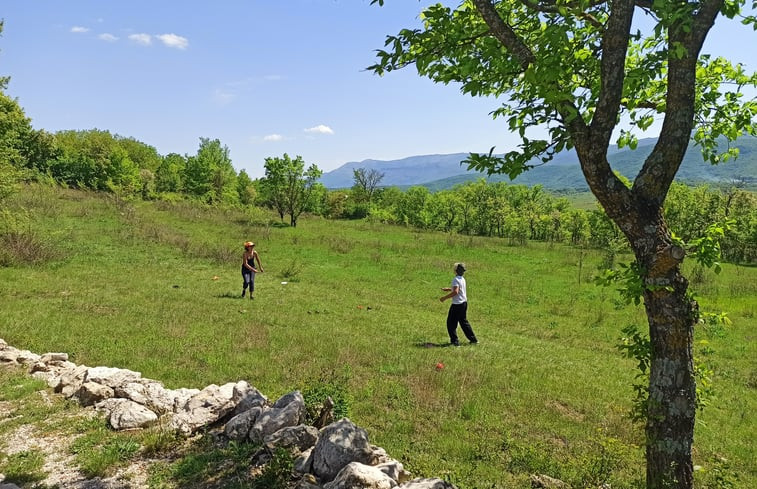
[471,0,536,69]
[591,0,636,146]
[519,0,606,29]
[634,0,724,206]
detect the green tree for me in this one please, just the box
[52,129,122,190]
[155,153,186,194]
[0,90,29,168]
[261,154,322,227]
[116,137,161,173]
[0,21,9,90]
[352,167,385,203]
[371,1,757,487]
[236,169,257,206]
[0,159,18,204]
[184,138,238,203]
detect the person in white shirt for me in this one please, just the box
[439,262,478,346]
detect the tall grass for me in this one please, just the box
[1,184,754,488]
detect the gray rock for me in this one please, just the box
[84,366,142,389]
[249,398,306,443]
[323,462,397,489]
[530,474,571,489]
[398,479,458,489]
[101,398,159,430]
[375,460,411,484]
[312,418,376,483]
[273,390,304,409]
[225,406,263,441]
[170,383,237,434]
[233,381,268,414]
[40,352,69,363]
[75,381,115,406]
[0,349,19,363]
[15,350,41,365]
[264,424,319,453]
[294,447,315,474]
[54,364,89,398]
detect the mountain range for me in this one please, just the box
[319,136,757,191]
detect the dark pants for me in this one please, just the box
[447,302,477,344]
[242,269,255,292]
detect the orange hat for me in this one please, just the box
[244,241,254,248]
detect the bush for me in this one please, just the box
[302,368,351,424]
[0,210,56,266]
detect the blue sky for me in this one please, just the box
[2,1,755,178]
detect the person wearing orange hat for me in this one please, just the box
[241,241,263,299]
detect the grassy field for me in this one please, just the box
[1,184,755,488]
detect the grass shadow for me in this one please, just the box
[216,292,244,299]
[414,341,455,348]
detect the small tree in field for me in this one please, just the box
[352,167,385,203]
[370,1,756,488]
[261,154,322,227]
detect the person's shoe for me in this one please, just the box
[451,342,460,347]
[470,340,478,345]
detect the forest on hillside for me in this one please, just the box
[2,84,756,264]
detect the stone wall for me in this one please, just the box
[0,338,458,489]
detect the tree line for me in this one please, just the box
[1,83,755,260]
[2,83,754,263]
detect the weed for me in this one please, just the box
[279,258,303,281]
[139,426,182,456]
[0,210,57,266]
[161,439,259,487]
[251,448,294,489]
[328,236,353,254]
[0,450,47,485]
[302,367,351,424]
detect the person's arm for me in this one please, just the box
[440,285,459,302]
[254,251,264,273]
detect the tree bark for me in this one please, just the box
[578,150,698,489]
[633,214,697,489]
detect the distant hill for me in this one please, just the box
[319,136,757,191]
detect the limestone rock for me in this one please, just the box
[264,424,319,453]
[233,381,268,414]
[54,364,89,398]
[75,381,115,407]
[312,418,376,483]
[170,383,237,434]
[225,406,263,441]
[294,447,315,474]
[398,478,458,489]
[97,398,159,430]
[530,474,571,489]
[323,462,397,489]
[249,397,306,443]
[84,366,142,389]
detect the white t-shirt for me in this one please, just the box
[451,275,467,304]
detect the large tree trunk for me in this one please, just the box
[633,217,698,489]
[579,146,698,488]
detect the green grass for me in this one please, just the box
[1,184,755,488]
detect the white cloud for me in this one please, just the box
[70,26,89,33]
[128,33,152,46]
[212,89,236,106]
[263,134,284,142]
[98,33,119,42]
[304,124,334,135]
[156,33,189,50]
